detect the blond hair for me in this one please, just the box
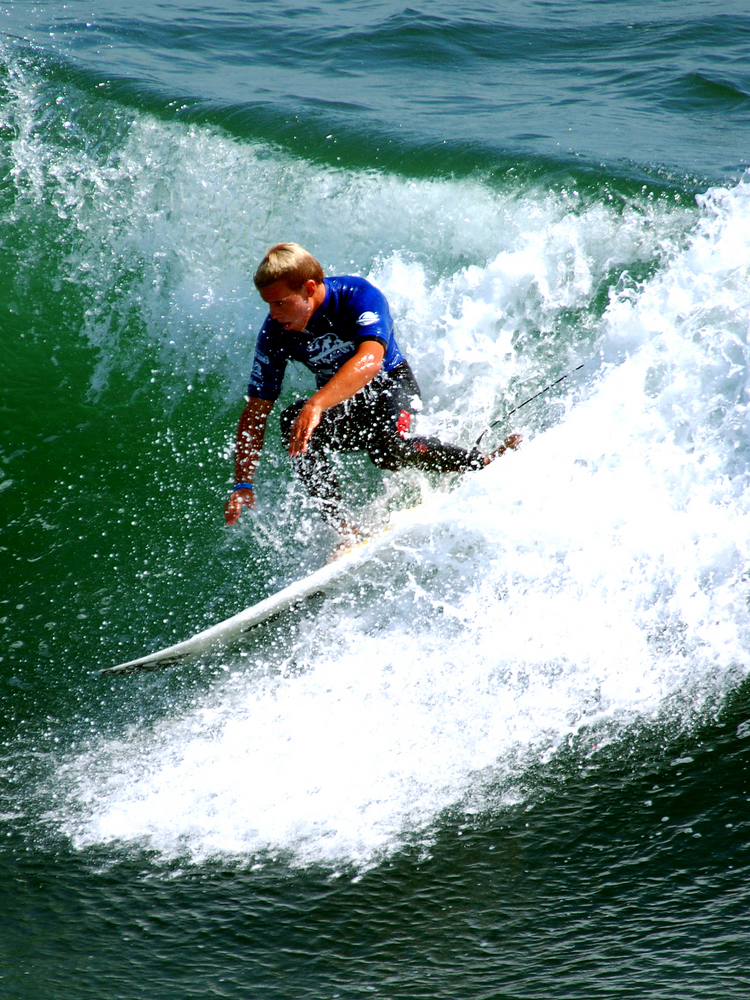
[253,243,325,291]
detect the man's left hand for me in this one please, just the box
[288,400,323,455]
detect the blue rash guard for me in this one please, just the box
[247,275,406,401]
[241,273,483,529]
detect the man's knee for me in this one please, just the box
[368,438,412,471]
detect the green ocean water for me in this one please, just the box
[3,2,750,997]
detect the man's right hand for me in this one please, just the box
[224,487,255,525]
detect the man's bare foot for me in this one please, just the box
[328,521,362,561]
[484,432,522,465]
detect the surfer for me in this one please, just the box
[224,243,520,541]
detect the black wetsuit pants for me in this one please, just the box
[279,361,483,525]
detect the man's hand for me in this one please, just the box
[288,400,323,456]
[287,341,385,456]
[224,486,255,525]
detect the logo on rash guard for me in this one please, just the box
[357,311,379,326]
[308,334,352,365]
[397,410,411,438]
[249,358,265,388]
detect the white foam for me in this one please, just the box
[61,297,750,864]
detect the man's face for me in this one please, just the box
[259,279,317,332]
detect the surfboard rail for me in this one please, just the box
[99,517,411,675]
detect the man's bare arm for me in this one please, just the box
[288,340,386,456]
[224,396,274,524]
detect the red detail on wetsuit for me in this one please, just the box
[412,441,429,453]
[397,409,412,438]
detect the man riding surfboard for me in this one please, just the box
[224,243,521,541]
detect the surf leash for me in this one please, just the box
[475,363,585,447]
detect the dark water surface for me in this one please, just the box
[2,1,750,997]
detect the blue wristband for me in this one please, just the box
[232,482,254,491]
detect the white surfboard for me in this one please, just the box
[100,507,425,675]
